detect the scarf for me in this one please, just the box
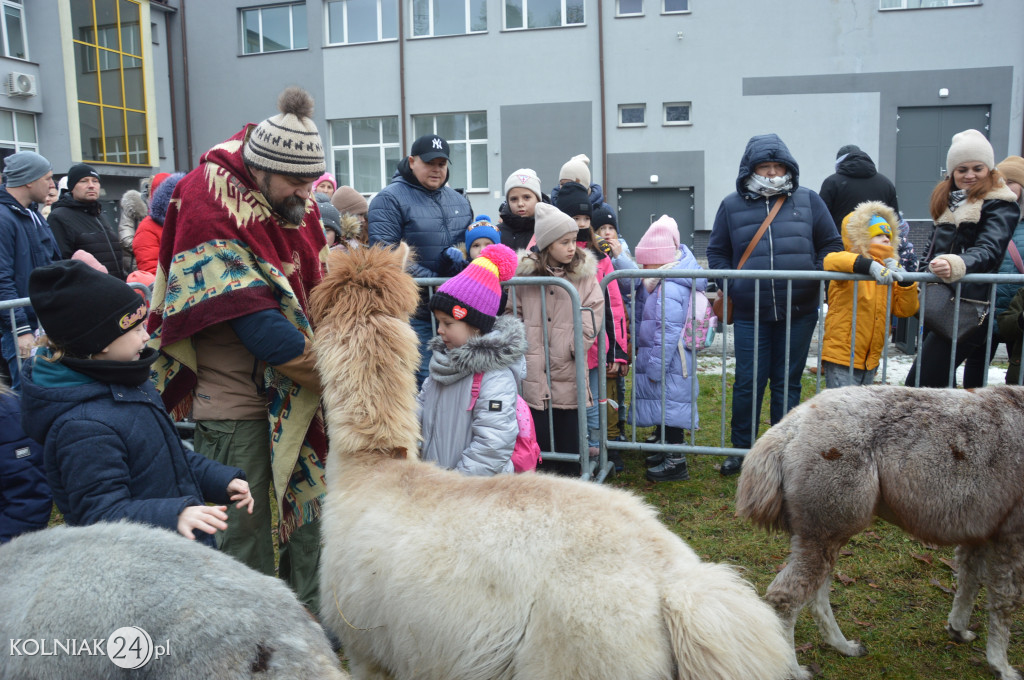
[745,173,794,197]
[642,250,685,293]
[62,347,160,386]
[147,126,329,543]
[948,189,968,212]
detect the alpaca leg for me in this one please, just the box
[982,544,1024,680]
[808,577,867,656]
[946,544,983,643]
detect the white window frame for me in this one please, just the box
[879,0,979,9]
[240,3,306,55]
[328,116,401,196]
[617,104,646,128]
[503,0,585,30]
[411,0,487,37]
[0,110,39,171]
[662,102,691,126]
[615,0,643,17]
[411,112,489,192]
[661,0,689,13]
[0,0,27,60]
[325,0,398,45]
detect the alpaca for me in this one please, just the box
[312,245,799,680]
[735,384,1024,680]
[0,522,348,680]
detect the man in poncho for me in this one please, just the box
[147,87,328,612]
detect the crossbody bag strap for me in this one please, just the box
[1009,241,1024,275]
[736,195,786,270]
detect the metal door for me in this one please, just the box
[615,187,695,250]
[895,105,991,219]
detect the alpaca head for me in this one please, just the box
[309,243,420,326]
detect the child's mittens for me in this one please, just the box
[439,246,467,276]
[595,238,614,257]
[882,257,908,284]
[868,260,897,285]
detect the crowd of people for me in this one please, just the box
[2,86,1023,632]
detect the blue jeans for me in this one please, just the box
[410,315,434,390]
[731,313,818,449]
[1,331,23,392]
[586,366,600,447]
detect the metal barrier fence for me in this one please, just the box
[597,269,1024,469]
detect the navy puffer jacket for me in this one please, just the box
[367,158,471,279]
[20,353,242,547]
[706,134,842,322]
[0,390,51,543]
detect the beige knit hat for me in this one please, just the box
[997,155,1024,187]
[243,87,326,179]
[504,168,542,201]
[559,154,591,186]
[331,185,368,216]
[946,129,994,173]
[533,202,578,252]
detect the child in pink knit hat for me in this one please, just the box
[418,244,528,475]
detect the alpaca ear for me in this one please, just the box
[396,242,411,271]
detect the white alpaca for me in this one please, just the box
[0,522,348,680]
[313,245,799,680]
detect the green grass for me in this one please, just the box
[607,369,1018,679]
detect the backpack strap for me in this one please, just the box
[466,372,483,411]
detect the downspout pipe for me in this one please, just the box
[597,0,607,188]
[180,0,194,169]
[398,0,407,153]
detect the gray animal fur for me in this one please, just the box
[735,384,1024,680]
[0,522,348,680]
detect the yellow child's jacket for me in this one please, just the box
[823,201,919,371]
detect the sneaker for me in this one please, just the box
[720,455,743,477]
[645,451,666,467]
[646,457,689,482]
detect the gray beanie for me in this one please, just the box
[3,151,51,187]
[533,202,578,252]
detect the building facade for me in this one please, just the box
[5,0,1022,251]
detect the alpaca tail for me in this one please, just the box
[662,561,799,680]
[734,418,792,533]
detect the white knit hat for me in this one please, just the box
[559,154,591,186]
[243,87,326,179]
[946,129,995,173]
[504,168,542,201]
[533,202,579,252]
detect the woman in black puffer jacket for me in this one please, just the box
[906,129,1020,388]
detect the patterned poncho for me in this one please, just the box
[147,125,328,543]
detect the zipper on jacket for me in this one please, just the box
[765,197,779,322]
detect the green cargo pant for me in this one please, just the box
[195,419,322,613]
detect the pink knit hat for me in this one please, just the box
[428,244,518,333]
[634,215,681,265]
[314,172,337,194]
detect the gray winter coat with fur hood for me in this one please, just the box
[417,315,527,476]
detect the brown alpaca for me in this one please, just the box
[736,384,1024,680]
[313,245,800,680]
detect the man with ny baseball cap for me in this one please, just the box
[0,150,59,390]
[368,132,472,387]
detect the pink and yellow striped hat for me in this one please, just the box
[429,244,518,333]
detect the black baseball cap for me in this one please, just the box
[410,134,450,163]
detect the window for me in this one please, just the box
[616,0,642,16]
[662,0,688,12]
[663,102,690,126]
[241,3,307,54]
[72,0,150,166]
[411,112,488,191]
[618,104,645,128]
[412,0,486,36]
[0,109,37,169]
[504,0,584,30]
[879,0,978,8]
[1,0,26,59]
[329,116,401,195]
[326,0,397,44]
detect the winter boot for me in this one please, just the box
[645,451,666,467]
[646,456,689,482]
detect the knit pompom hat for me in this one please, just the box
[29,260,148,357]
[429,244,517,334]
[554,181,592,218]
[315,172,337,193]
[331,185,368,216]
[997,155,1024,188]
[946,129,995,173]
[504,168,542,201]
[635,215,680,265]
[243,87,326,179]
[559,154,591,186]
[464,214,501,251]
[533,202,579,252]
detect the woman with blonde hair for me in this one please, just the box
[905,129,1020,388]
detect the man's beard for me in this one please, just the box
[259,174,307,224]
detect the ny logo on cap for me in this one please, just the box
[432,137,444,150]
